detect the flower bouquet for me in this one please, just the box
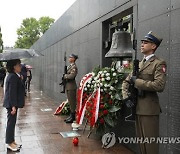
[76,61,132,136]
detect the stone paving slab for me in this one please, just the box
[0,85,134,154]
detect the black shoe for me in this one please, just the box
[65,117,75,123]
[66,113,75,123]
[64,114,72,122]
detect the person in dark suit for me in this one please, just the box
[26,69,32,92]
[20,63,27,96]
[3,59,25,152]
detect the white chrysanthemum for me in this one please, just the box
[104,88,107,91]
[100,83,103,87]
[104,70,107,73]
[113,72,117,76]
[91,85,94,88]
[101,73,105,77]
[84,88,87,91]
[92,80,95,84]
[101,78,105,81]
[87,84,90,88]
[106,77,111,81]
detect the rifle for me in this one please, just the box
[125,29,139,122]
[59,52,67,93]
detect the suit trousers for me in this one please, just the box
[135,115,159,154]
[6,108,18,144]
[66,90,77,113]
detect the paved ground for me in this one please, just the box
[0,85,134,154]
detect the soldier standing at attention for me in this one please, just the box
[64,54,78,123]
[122,31,167,154]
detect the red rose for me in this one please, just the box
[100,118,104,124]
[103,110,108,115]
[109,100,113,104]
[123,63,130,68]
[100,104,104,109]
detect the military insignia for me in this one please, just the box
[162,65,166,73]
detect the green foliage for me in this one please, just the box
[39,17,55,34]
[15,17,54,49]
[0,27,3,53]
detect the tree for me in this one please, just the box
[39,16,55,34]
[15,16,54,49]
[0,26,3,53]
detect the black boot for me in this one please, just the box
[64,113,72,122]
[66,112,75,123]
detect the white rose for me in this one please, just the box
[84,88,87,91]
[113,73,117,76]
[96,79,100,83]
[106,73,110,76]
[87,84,90,87]
[101,73,104,77]
[111,68,115,71]
[106,77,111,81]
[99,71,102,74]
[110,86,115,90]
[101,78,105,81]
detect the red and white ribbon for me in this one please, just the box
[91,87,100,127]
[76,73,93,124]
[54,100,68,115]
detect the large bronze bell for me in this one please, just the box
[105,31,133,58]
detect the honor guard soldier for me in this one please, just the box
[122,31,167,154]
[64,54,78,123]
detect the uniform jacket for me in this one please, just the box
[3,73,25,108]
[64,63,78,90]
[122,55,167,115]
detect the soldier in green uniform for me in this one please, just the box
[64,54,78,123]
[122,31,167,154]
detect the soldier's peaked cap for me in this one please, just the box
[69,54,78,59]
[141,31,163,47]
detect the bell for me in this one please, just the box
[105,31,133,58]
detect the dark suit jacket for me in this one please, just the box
[3,73,25,108]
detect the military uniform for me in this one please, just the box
[64,63,78,113]
[122,32,167,154]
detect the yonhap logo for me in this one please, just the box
[102,132,116,148]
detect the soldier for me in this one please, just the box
[64,54,78,123]
[122,31,167,154]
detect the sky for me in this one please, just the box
[0,0,77,47]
